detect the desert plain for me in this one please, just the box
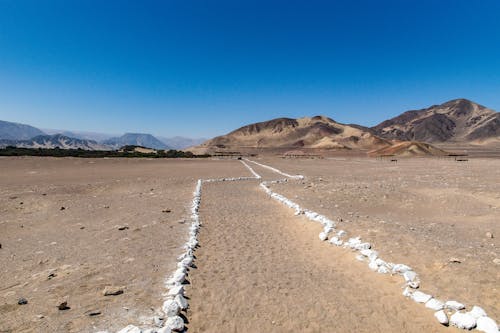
[0,155,499,332]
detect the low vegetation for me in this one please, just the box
[0,146,210,158]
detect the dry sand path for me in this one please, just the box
[187,176,450,332]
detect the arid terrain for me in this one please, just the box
[1,155,499,332]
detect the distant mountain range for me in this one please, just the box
[1,99,498,153]
[0,120,204,150]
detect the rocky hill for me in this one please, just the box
[0,134,110,150]
[0,120,46,140]
[103,133,168,150]
[191,116,391,154]
[371,99,499,143]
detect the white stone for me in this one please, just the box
[167,285,184,297]
[434,310,449,325]
[368,260,379,271]
[174,294,188,310]
[450,312,477,330]
[355,254,365,261]
[476,316,499,333]
[328,237,343,246]
[403,270,417,283]
[157,327,172,333]
[117,325,142,333]
[337,230,346,238]
[392,264,412,274]
[165,316,185,331]
[445,300,465,310]
[319,231,328,241]
[377,265,389,274]
[355,242,371,250]
[411,291,432,303]
[468,305,487,319]
[374,258,386,266]
[162,299,180,317]
[425,298,444,311]
[402,287,412,297]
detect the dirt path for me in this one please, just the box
[186,178,451,332]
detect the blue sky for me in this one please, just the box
[0,0,499,137]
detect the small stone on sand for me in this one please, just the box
[103,286,124,296]
[17,297,28,305]
[58,301,70,310]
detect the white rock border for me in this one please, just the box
[245,159,499,333]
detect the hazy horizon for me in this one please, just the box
[1,1,499,137]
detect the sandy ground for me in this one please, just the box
[1,156,498,332]
[187,179,449,332]
[0,157,245,333]
[264,157,500,320]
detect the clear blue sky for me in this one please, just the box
[0,0,499,137]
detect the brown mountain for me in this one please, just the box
[371,99,500,143]
[191,116,395,154]
[368,141,448,157]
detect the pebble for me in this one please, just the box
[103,286,124,296]
[468,305,487,319]
[449,257,462,263]
[117,325,141,333]
[174,294,188,310]
[17,297,28,305]
[493,258,500,265]
[485,232,494,239]
[434,310,449,325]
[58,301,70,310]
[118,226,129,231]
[87,310,101,316]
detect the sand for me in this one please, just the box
[0,157,245,333]
[1,155,498,332]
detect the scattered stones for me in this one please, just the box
[17,297,28,305]
[103,286,124,296]
[117,226,129,231]
[450,311,477,330]
[58,301,70,310]
[434,310,449,326]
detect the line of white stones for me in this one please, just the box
[246,159,498,333]
[244,158,304,179]
[110,161,262,333]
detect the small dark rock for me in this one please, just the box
[42,193,47,196]
[162,209,172,213]
[80,226,85,230]
[58,301,70,310]
[118,226,129,231]
[60,207,65,211]
[18,297,28,305]
[103,286,124,296]
[87,310,101,316]
[48,273,57,280]
[20,202,23,205]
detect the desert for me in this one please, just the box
[1,154,498,332]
